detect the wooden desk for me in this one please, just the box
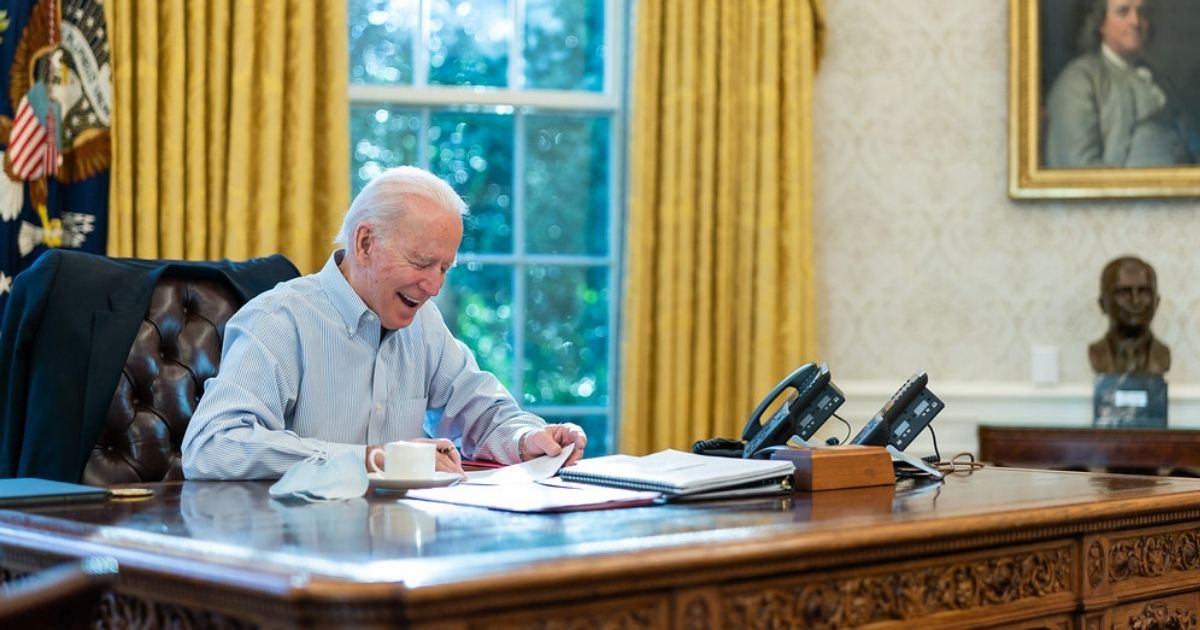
[978,425,1200,474]
[3,469,1200,628]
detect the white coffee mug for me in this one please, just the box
[370,440,436,480]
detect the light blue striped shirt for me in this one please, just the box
[181,251,545,479]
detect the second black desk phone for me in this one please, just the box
[849,370,943,451]
[740,362,845,458]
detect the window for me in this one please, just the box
[348,0,625,453]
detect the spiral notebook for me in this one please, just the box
[558,449,794,499]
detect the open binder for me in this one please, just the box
[559,449,794,500]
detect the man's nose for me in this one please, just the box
[419,269,444,295]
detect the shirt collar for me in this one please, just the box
[1101,43,1137,71]
[318,249,375,336]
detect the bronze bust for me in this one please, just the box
[1088,256,1170,374]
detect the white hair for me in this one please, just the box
[335,166,468,251]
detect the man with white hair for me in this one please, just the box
[182,166,586,479]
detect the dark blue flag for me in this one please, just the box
[0,0,110,312]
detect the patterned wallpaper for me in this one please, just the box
[813,0,1200,386]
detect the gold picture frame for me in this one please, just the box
[1009,0,1200,199]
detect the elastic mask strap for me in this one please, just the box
[294,491,338,503]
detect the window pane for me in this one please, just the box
[428,0,510,87]
[541,414,610,455]
[429,110,514,254]
[347,0,621,459]
[524,265,608,406]
[435,263,515,387]
[350,106,422,196]
[524,113,610,255]
[349,0,418,85]
[524,0,605,91]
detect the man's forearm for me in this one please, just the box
[183,418,366,479]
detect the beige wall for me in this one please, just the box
[813,0,1200,389]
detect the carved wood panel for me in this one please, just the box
[417,595,668,630]
[673,587,719,630]
[0,566,29,584]
[1112,593,1200,630]
[990,614,1072,630]
[1,570,259,630]
[1110,531,1200,581]
[673,543,1075,629]
[1086,524,1200,603]
[97,591,257,630]
[10,517,1200,629]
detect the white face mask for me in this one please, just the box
[269,451,369,501]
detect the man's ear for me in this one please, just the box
[353,223,373,260]
[1097,296,1108,314]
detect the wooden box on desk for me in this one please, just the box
[771,445,895,491]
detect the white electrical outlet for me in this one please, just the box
[1031,345,1059,385]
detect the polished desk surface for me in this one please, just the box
[3,469,1200,586]
[4,468,1200,626]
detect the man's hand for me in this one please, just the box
[366,438,465,476]
[411,437,465,475]
[520,423,587,466]
[366,445,383,473]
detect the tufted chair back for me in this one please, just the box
[82,277,239,485]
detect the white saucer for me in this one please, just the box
[369,471,461,492]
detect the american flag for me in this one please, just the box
[7,83,61,181]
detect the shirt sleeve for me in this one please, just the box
[180,305,366,480]
[421,307,545,465]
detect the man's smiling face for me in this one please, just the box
[347,195,462,330]
[1101,0,1150,61]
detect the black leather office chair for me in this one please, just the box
[0,250,299,483]
[83,276,240,484]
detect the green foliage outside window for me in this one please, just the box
[349,0,617,454]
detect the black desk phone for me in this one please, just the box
[849,370,943,451]
[740,362,845,459]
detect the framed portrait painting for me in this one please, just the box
[1009,0,1200,198]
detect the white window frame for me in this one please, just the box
[347,0,627,452]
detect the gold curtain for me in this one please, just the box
[105,1,350,273]
[621,0,825,454]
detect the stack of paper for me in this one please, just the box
[464,444,574,484]
[404,447,794,512]
[406,444,662,512]
[406,481,660,513]
[559,449,794,499]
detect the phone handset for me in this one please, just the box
[850,371,943,451]
[741,362,845,459]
